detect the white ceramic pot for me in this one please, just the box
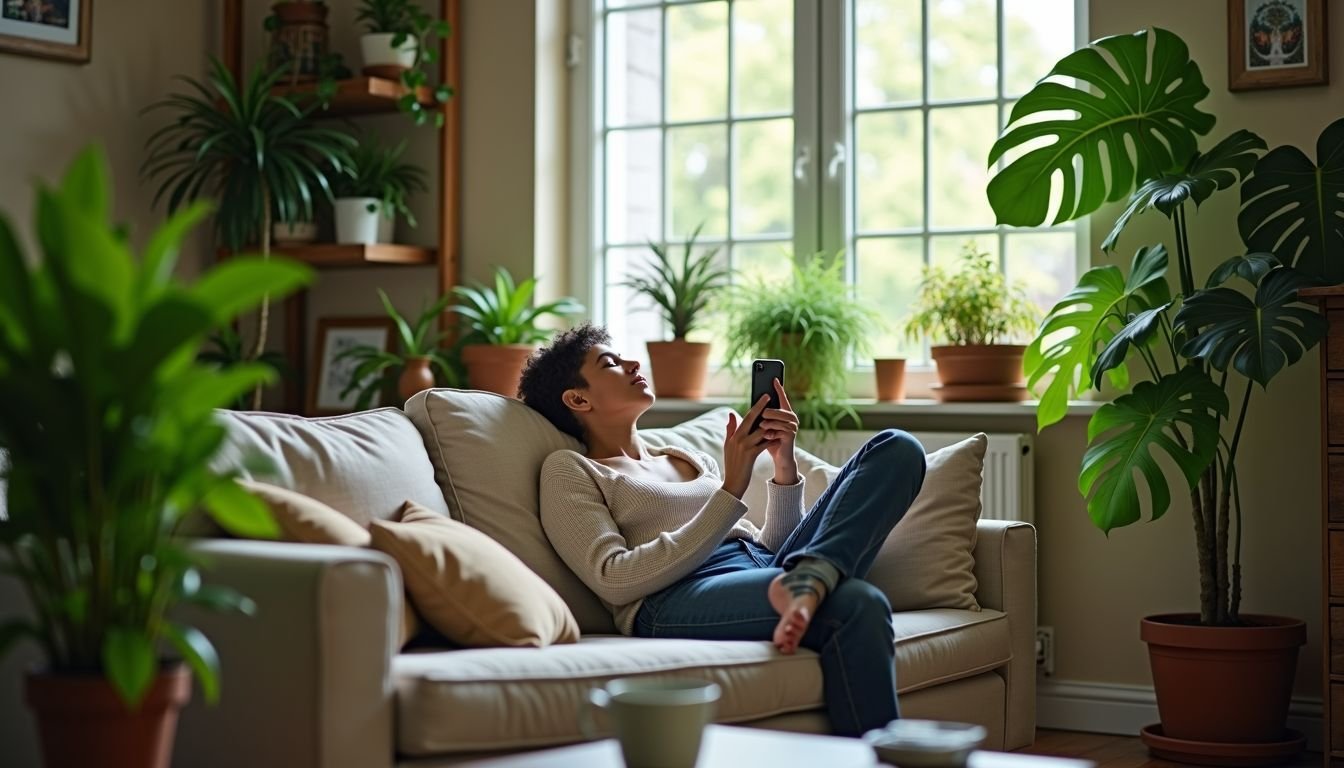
[360,32,416,73]
[334,197,387,244]
[272,220,317,245]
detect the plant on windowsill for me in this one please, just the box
[722,254,881,435]
[0,147,311,768]
[448,267,585,397]
[336,289,462,409]
[987,26,1344,759]
[330,136,428,245]
[620,223,730,399]
[903,241,1040,402]
[355,0,453,127]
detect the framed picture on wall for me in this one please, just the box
[0,0,91,63]
[308,317,395,415]
[1228,0,1329,90]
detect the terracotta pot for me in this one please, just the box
[774,333,812,397]
[398,356,436,400]
[26,664,191,768]
[646,340,711,399]
[461,344,535,397]
[873,358,907,402]
[929,344,1026,386]
[1141,614,1305,744]
[268,2,329,82]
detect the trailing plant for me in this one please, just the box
[449,267,585,346]
[621,223,730,340]
[0,147,312,707]
[198,327,289,410]
[356,0,453,127]
[987,27,1343,626]
[336,289,462,410]
[331,136,428,226]
[141,57,355,407]
[722,254,881,434]
[904,242,1039,346]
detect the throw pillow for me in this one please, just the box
[369,501,581,648]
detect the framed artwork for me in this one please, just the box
[1228,0,1328,91]
[308,317,395,415]
[0,0,91,63]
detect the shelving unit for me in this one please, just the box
[272,75,435,117]
[277,243,436,267]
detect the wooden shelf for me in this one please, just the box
[273,76,434,117]
[274,243,435,267]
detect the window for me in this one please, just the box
[573,0,1085,379]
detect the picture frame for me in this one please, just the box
[0,0,91,63]
[308,317,396,416]
[1228,0,1328,91]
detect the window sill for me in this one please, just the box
[646,396,1102,419]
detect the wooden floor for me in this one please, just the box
[1016,730,1319,768]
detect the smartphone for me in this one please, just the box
[749,359,785,433]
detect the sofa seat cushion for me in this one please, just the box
[391,608,1008,755]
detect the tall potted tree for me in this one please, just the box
[988,27,1343,762]
[0,147,311,768]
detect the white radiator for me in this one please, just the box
[797,431,1035,524]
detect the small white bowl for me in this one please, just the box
[863,719,987,767]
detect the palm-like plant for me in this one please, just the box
[141,57,355,407]
[197,327,288,410]
[449,267,585,346]
[621,223,730,340]
[331,137,429,227]
[336,289,460,410]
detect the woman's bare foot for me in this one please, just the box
[768,572,820,654]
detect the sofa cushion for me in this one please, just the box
[370,502,580,648]
[215,408,451,525]
[391,608,1009,755]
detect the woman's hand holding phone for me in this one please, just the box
[721,395,772,499]
[758,378,800,484]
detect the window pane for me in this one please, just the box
[855,237,925,363]
[667,1,728,122]
[607,129,662,244]
[929,104,997,228]
[734,119,793,237]
[929,0,998,101]
[855,0,922,107]
[731,241,793,287]
[1006,230,1075,314]
[855,110,923,232]
[667,124,728,238]
[1004,0,1075,97]
[734,0,792,115]
[606,246,667,359]
[930,233,999,270]
[606,9,662,127]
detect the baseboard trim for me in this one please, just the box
[1036,678,1323,751]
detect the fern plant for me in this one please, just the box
[449,267,584,346]
[621,223,730,339]
[336,290,461,410]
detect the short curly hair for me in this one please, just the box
[518,323,612,442]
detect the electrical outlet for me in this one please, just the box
[1035,626,1055,677]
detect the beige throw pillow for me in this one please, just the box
[369,502,580,648]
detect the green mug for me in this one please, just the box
[580,677,721,768]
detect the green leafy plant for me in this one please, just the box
[0,147,312,707]
[331,137,428,226]
[722,255,881,433]
[197,327,288,410]
[336,289,462,409]
[141,57,355,407]
[904,243,1039,346]
[988,27,1343,625]
[356,0,453,127]
[449,267,585,346]
[621,223,730,340]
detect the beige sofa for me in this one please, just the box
[0,393,1036,767]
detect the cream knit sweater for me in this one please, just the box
[539,443,806,634]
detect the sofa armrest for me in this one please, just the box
[970,520,1037,750]
[173,540,402,768]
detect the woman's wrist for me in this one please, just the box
[772,456,799,485]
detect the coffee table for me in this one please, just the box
[453,725,1099,768]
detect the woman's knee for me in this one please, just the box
[863,429,926,474]
[825,579,893,632]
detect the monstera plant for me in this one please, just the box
[988,27,1343,754]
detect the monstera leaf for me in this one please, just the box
[1090,303,1172,389]
[987,28,1215,227]
[1025,245,1171,430]
[1205,252,1280,289]
[1239,117,1344,285]
[1102,130,1267,252]
[1080,366,1228,533]
[1177,267,1326,387]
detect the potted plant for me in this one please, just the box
[989,27,1344,761]
[620,223,730,398]
[197,327,289,410]
[336,289,462,408]
[903,242,1040,402]
[0,147,311,768]
[722,254,880,433]
[449,267,585,397]
[331,136,428,245]
[355,0,453,127]
[141,58,355,408]
[264,1,329,85]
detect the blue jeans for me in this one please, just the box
[632,429,927,736]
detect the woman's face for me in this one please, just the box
[565,344,655,425]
